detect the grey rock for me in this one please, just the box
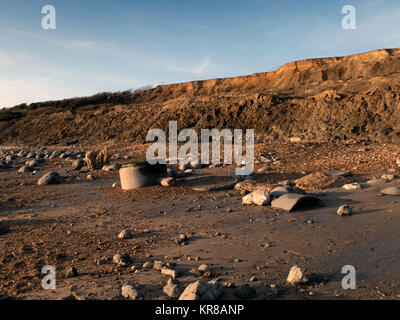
[337,205,352,216]
[163,283,182,298]
[113,253,132,266]
[18,165,34,173]
[178,280,223,300]
[234,284,256,299]
[271,193,322,212]
[72,159,85,170]
[118,229,132,239]
[38,172,61,185]
[381,186,400,196]
[65,267,78,278]
[102,163,121,171]
[0,221,9,235]
[121,284,142,300]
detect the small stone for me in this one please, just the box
[72,159,84,170]
[118,229,132,239]
[102,163,121,172]
[153,261,163,271]
[249,276,258,282]
[163,283,182,298]
[286,265,307,285]
[87,174,94,181]
[113,253,132,266]
[242,189,271,206]
[0,222,9,235]
[161,177,176,187]
[161,267,179,279]
[381,174,395,180]
[121,284,142,300]
[18,165,34,173]
[234,284,256,299]
[198,264,210,274]
[65,267,78,278]
[342,183,361,190]
[142,262,152,269]
[337,205,352,216]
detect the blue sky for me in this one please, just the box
[1,0,400,107]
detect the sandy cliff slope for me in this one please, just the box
[1,48,400,145]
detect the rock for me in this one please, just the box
[27,159,39,167]
[178,280,223,300]
[198,264,210,274]
[242,189,271,206]
[326,170,353,177]
[163,282,182,298]
[38,172,61,185]
[286,265,307,285]
[0,221,9,235]
[290,137,303,143]
[270,185,302,198]
[142,262,153,269]
[161,177,176,187]
[85,148,109,171]
[167,168,177,178]
[118,229,132,239]
[18,165,34,173]
[87,174,94,181]
[179,163,190,171]
[72,159,84,170]
[153,261,163,271]
[161,267,179,279]
[342,183,361,190]
[121,284,142,300]
[234,284,257,299]
[249,276,258,282]
[26,152,36,159]
[65,267,78,278]
[271,193,322,212]
[381,174,395,180]
[113,253,132,266]
[337,205,352,216]
[381,186,400,196]
[102,163,121,172]
[367,179,386,185]
[257,166,273,173]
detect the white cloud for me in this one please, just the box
[165,55,212,75]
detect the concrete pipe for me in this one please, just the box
[119,163,167,190]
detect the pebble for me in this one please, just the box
[118,229,132,239]
[65,267,78,278]
[121,284,142,300]
[287,265,307,285]
[337,205,352,216]
[161,177,176,187]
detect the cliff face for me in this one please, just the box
[1,48,400,145]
